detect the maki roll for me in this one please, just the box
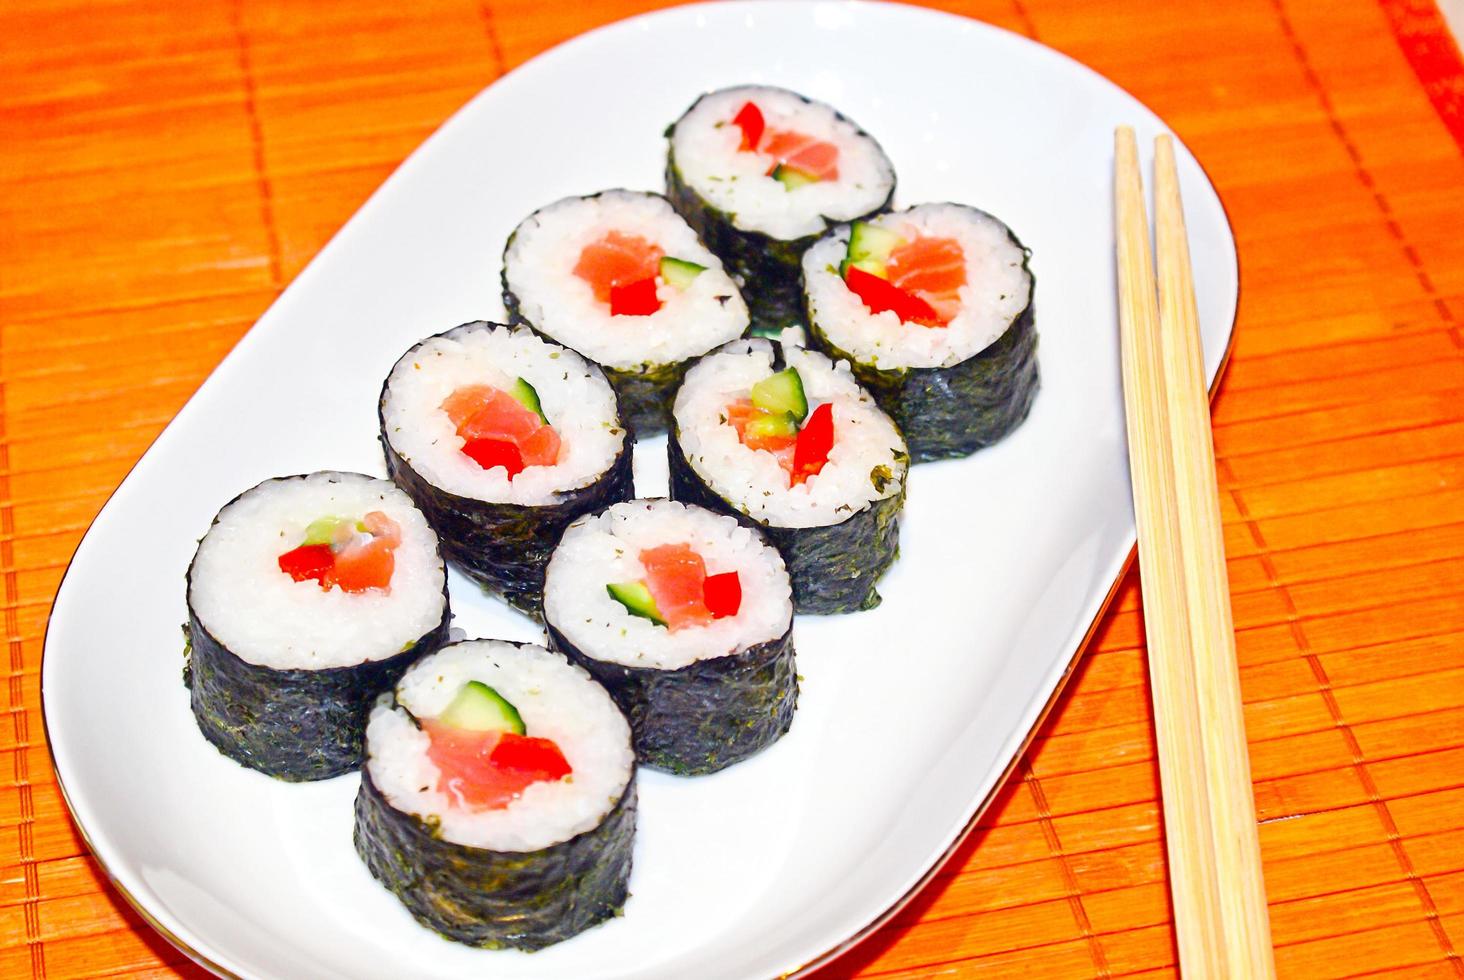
[378,321,633,614]
[666,85,896,334]
[668,338,907,614]
[354,639,635,950]
[544,499,796,775]
[802,203,1038,461]
[502,189,750,435]
[185,472,450,781]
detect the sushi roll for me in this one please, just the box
[668,338,907,614]
[184,472,450,781]
[544,499,796,776]
[501,189,750,435]
[802,203,1039,461]
[354,639,635,950]
[378,321,633,615]
[665,85,896,334]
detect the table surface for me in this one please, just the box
[5,0,1464,977]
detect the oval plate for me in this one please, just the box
[42,2,1237,977]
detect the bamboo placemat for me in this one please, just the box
[4,0,1463,976]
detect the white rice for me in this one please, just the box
[365,640,634,852]
[188,472,446,671]
[503,190,749,369]
[673,340,907,528]
[803,203,1033,369]
[670,85,896,241]
[380,323,624,507]
[543,500,791,671]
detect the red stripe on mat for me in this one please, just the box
[1379,0,1464,153]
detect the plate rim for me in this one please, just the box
[38,1,1243,976]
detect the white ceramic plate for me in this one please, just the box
[42,2,1237,977]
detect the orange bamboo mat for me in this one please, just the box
[4,0,1463,976]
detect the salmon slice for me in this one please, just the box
[573,231,664,303]
[442,386,561,467]
[515,425,561,467]
[333,535,395,593]
[762,128,840,181]
[361,510,401,547]
[330,510,399,592]
[640,543,714,630]
[420,722,528,810]
[887,235,967,325]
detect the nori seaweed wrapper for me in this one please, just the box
[378,322,635,616]
[546,619,796,776]
[805,220,1039,462]
[665,90,896,335]
[667,424,905,615]
[353,719,636,950]
[183,531,451,781]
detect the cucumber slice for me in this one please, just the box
[437,680,526,734]
[302,516,348,546]
[771,164,818,189]
[838,255,887,280]
[607,581,667,627]
[749,368,808,421]
[744,411,799,442]
[509,377,549,424]
[659,256,707,290]
[842,221,905,279]
[847,221,905,263]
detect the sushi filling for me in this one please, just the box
[277,511,401,593]
[723,366,835,486]
[839,222,967,327]
[420,681,572,811]
[607,543,742,631]
[572,230,710,318]
[803,204,1032,369]
[727,99,840,186]
[440,379,561,478]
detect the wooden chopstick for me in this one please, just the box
[1152,134,1278,978]
[1114,127,1277,978]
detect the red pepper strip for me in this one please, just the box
[791,403,834,486]
[462,437,525,477]
[489,733,572,780]
[278,544,334,584]
[703,571,742,619]
[609,276,662,316]
[732,101,764,151]
[843,265,939,324]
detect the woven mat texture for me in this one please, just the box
[4,0,1464,976]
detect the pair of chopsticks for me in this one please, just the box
[1114,127,1277,978]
